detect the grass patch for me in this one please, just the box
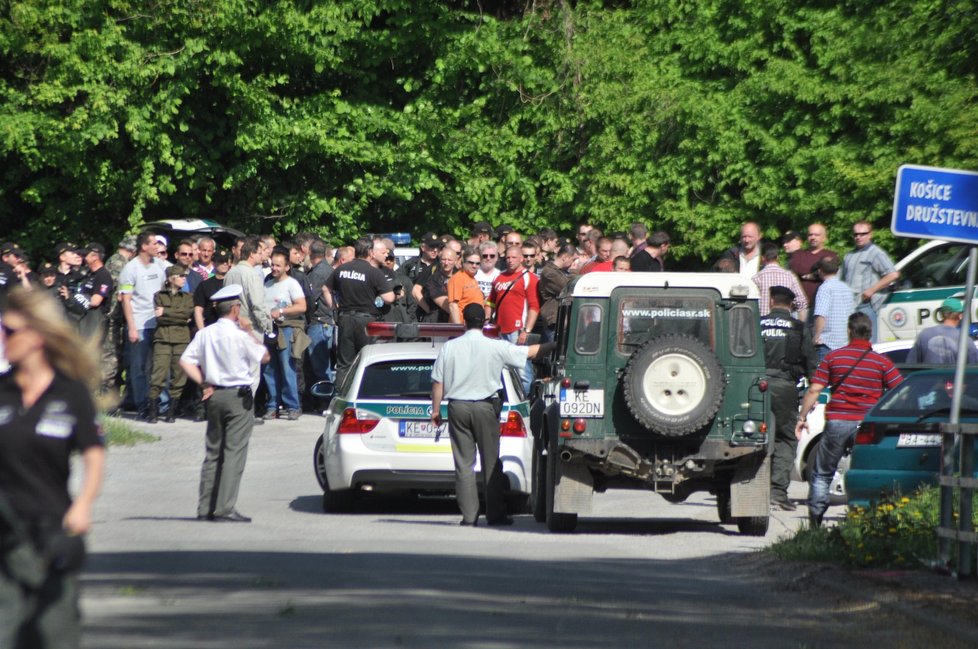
[100,415,159,447]
[769,486,978,569]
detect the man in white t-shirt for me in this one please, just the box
[475,241,500,299]
[262,249,307,420]
[118,230,168,419]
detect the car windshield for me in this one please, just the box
[874,373,978,417]
[617,295,714,352]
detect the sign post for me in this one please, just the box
[892,164,978,578]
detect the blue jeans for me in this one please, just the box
[501,331,534,394]
[263,327,299,411]
[306,323,335,383]
[809,419,859,518]
[815,344,831,366]
[127,327,155,415]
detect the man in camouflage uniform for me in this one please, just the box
[102,235,136,398]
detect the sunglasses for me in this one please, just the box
[853,231,871,237]
[481,253,497,259]
[463,259,479,266]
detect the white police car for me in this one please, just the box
[312,323,533,513]
[878,239,976,341]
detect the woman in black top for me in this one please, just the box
[0,287,105,649]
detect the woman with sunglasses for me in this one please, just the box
[0,287,105,648]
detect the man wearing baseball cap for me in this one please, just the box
[908,297,978,364]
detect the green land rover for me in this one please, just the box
[530,272,773,535]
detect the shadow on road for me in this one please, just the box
[81,550,844,649]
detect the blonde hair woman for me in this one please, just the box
[0,287,105,648]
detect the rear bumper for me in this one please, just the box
[325,434,530,494]
[844,469,936,507]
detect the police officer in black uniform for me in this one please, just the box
[760,285,816,511]
[323,237,394,386]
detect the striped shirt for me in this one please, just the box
[814,340,903,421]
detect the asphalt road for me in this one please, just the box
[78,415,971,649]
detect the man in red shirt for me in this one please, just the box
[796,312,902,527]
[788,222,839,306]
[486,245,539,393]
[580,237,614,274]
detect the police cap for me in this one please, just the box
[211,284,243,305]
[769,285,795,303]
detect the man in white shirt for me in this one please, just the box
[118,231,167,419]
[181,284,269,522]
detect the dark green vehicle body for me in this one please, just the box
[530,272,773,534]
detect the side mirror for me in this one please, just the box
[310,381,337,399]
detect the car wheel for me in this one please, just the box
[531,437,547,522]
[803,439,818,482]
[545,435,578,533]
[716,487,733,525]
[322,477,355,513]
[736,515,769,536]
[623,334,725,436]
[313,436,327,490]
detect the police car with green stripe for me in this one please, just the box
[879,239,975,340]
[312,323,532,513]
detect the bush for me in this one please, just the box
[769,487,978,569]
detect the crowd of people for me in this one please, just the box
[0,216,920,423]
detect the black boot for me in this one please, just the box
[146,398,159,424]
[808,511,823,529]
[164,406,176,423]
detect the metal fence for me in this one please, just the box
[938,423,977,578]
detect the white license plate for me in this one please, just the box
[896,433,942,448]
[399,420,447,438]
[559,388,604,417]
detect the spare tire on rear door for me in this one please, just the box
[623,334,724,436]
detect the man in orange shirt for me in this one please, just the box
[448,246,485,324]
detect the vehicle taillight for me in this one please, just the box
[500,411,527,437]
[337,408,381,434]
[854,422,881,445]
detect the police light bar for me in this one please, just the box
[366,322,500,340]
[367,232,412,246]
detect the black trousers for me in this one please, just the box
[768,376,799,501]
[335,312,373,387]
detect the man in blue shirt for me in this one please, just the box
[430,304,551,526]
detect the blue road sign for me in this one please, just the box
[892,164,978,244]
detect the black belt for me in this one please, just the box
[339,311,375,319]
[213,385,250,390]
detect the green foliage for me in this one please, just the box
[1,1,976,263]
[99,414,158,446]
[769,486,978,569]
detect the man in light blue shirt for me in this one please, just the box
[431,304,551,526]
[812,256,854,364]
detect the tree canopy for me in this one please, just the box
[1,0,976,265]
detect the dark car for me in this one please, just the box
[141,219,244,252]
[846,368,978,508]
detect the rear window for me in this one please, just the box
[617,296,714,353]
[358,360,435,399]
[357,359,517,402]
[875,373,978,417]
